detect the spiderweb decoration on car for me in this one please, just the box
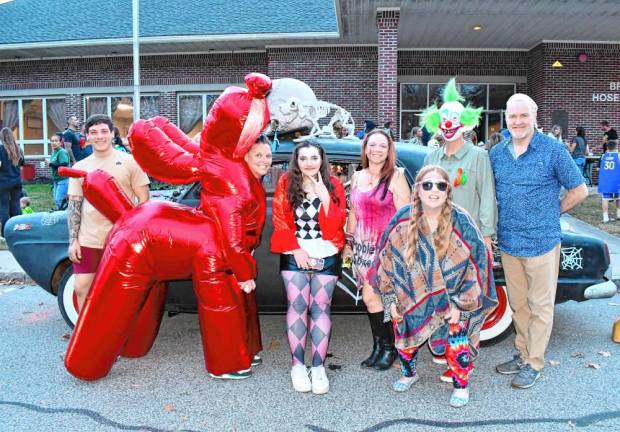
[560,247,583,271]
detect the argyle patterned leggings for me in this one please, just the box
[397,321,472,389]
[281,271,338,367]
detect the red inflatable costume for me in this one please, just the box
[64,73,271,380]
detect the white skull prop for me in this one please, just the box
[265,78,317,135]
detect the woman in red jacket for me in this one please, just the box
[271,141,346,395]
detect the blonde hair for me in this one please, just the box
[406,165,453,267]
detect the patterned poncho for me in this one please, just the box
[368,204,497,359]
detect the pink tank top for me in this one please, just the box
[349,179,397,283]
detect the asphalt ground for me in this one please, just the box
[0,284,619,432]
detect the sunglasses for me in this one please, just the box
[419,180,449,192]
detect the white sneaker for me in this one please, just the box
[311,366,330,395]
[291,364,311,392]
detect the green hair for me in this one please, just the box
[443,78,464,103]
[418,78,482,133]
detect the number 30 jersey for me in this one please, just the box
[598,151,620,194]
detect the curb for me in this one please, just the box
[0,271,34,285]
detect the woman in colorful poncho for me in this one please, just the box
[369,165,497,407]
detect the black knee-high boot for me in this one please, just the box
[372,318,397,370]
[361,312,383,367]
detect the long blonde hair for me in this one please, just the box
[406,165,453,267]
[0,127,23,167]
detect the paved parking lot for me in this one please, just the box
[1,284,619,432]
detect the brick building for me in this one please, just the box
[0,0,618,179]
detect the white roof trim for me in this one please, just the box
[0,31,341,51]
[528,39,620,50]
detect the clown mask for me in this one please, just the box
[419,78,482,143]
[439,101,466,142]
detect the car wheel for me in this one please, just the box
[480,284,514,346]
[57,266,78,328]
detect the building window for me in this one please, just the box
[400,83,516,143]
[177,93,219,139]
[84,95,160,138]
[0,97,65,157]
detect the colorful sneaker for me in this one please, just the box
[449,388,470,408]
[209,368,252,380]
[251,354,263,367]
[291,364,311,392]
[432,354,447,365]
[511,364,541,389]
[392,374,420,392]
[496,354,524,375]
[311,366,330,395]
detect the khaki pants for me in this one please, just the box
[501,244,560,371]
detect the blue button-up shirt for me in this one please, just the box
[489,131,584,257]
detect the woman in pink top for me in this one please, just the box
[343,129,410,370]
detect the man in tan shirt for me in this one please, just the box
[67,114,150,311]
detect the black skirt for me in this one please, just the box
[280,253,341,276]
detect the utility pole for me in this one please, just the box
[132,0,140,121]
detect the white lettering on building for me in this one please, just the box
[593,83,620,102]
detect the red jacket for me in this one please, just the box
[271,173,347,253]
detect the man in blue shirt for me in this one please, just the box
[490,94,587,389]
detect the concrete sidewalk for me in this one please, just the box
[2,215,620,284]
[0,248,33,284]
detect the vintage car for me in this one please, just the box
[5,138,617,345]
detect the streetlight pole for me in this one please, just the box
[132,0,140,121]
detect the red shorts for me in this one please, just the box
[73,246,104,274]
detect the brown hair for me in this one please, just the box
[360,129,396,199]
[406,165,453,267]
[0,127,24,167]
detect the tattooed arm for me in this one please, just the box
[67,197,83,263]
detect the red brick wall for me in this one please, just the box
[2,43,618,183]
[399,50,529,80]
[0,53,267,90]
[377,9,399,132]
[533,43,620,154]
[268,46,378,135]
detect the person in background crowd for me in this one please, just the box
[63,115,82,164]
[332,120,349,139]
[113,126,130,153]
[67,114,150,312]
[598,140,620,223]
[427,132,445,150]
[271,141,347,395]
[464,130,478,146]
[409,126,424,146]
[343,129,410,371]
[569,127,588,174]
[486,132,504,151]
[383,121,396,141]
[491,93,587,389]
[47,134,71,210]
[601,120,617,154]
[20,196,33,214]
[79,124,93,159]
[0,127,25,235]
[547,124,563,143]
[371,165,495,407]
[356,120,377,140]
